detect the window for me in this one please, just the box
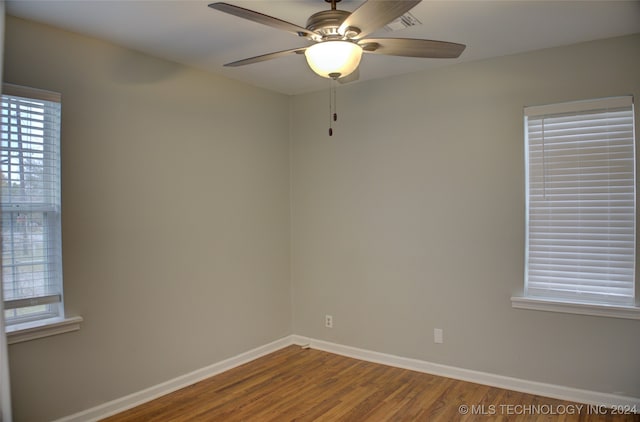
[1,84,63,327]
[513,96,639,319]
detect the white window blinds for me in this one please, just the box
[1,84,63,325]
[524,96,636,306]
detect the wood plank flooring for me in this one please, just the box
[103,345,639,421]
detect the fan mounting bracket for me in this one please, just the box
[325,0,342,11]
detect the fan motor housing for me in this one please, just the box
[306,10,350,39]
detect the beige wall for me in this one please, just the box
[291,34,640,398]
[4,16,291,421]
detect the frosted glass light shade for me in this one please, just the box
[304,41,363,79]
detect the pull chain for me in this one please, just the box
[329,77,338,136]
[333,81,337,123]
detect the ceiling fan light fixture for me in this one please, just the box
[304,41,363,79]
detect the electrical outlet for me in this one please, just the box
[325,315,333,328]
[434,328,443,344]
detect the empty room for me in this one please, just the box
[0,1,639,421]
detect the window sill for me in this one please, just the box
[6,316,83,345]
[511,296,640,320]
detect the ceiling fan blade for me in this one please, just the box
[338,68,360,84]
[338,0,421,40]
[359,38,466,58]
[209,2,318,39]
[224,47,307,67]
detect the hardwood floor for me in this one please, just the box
[103,345,639,421]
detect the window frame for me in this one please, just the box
[512,96,640,320]
[1,83,81,342]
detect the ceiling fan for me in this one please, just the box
[208,0,466,81]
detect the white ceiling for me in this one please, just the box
[6,0,640,95]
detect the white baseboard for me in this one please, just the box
[299,336,640,409]
[54,334,639,421]
[54,335,298,422]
